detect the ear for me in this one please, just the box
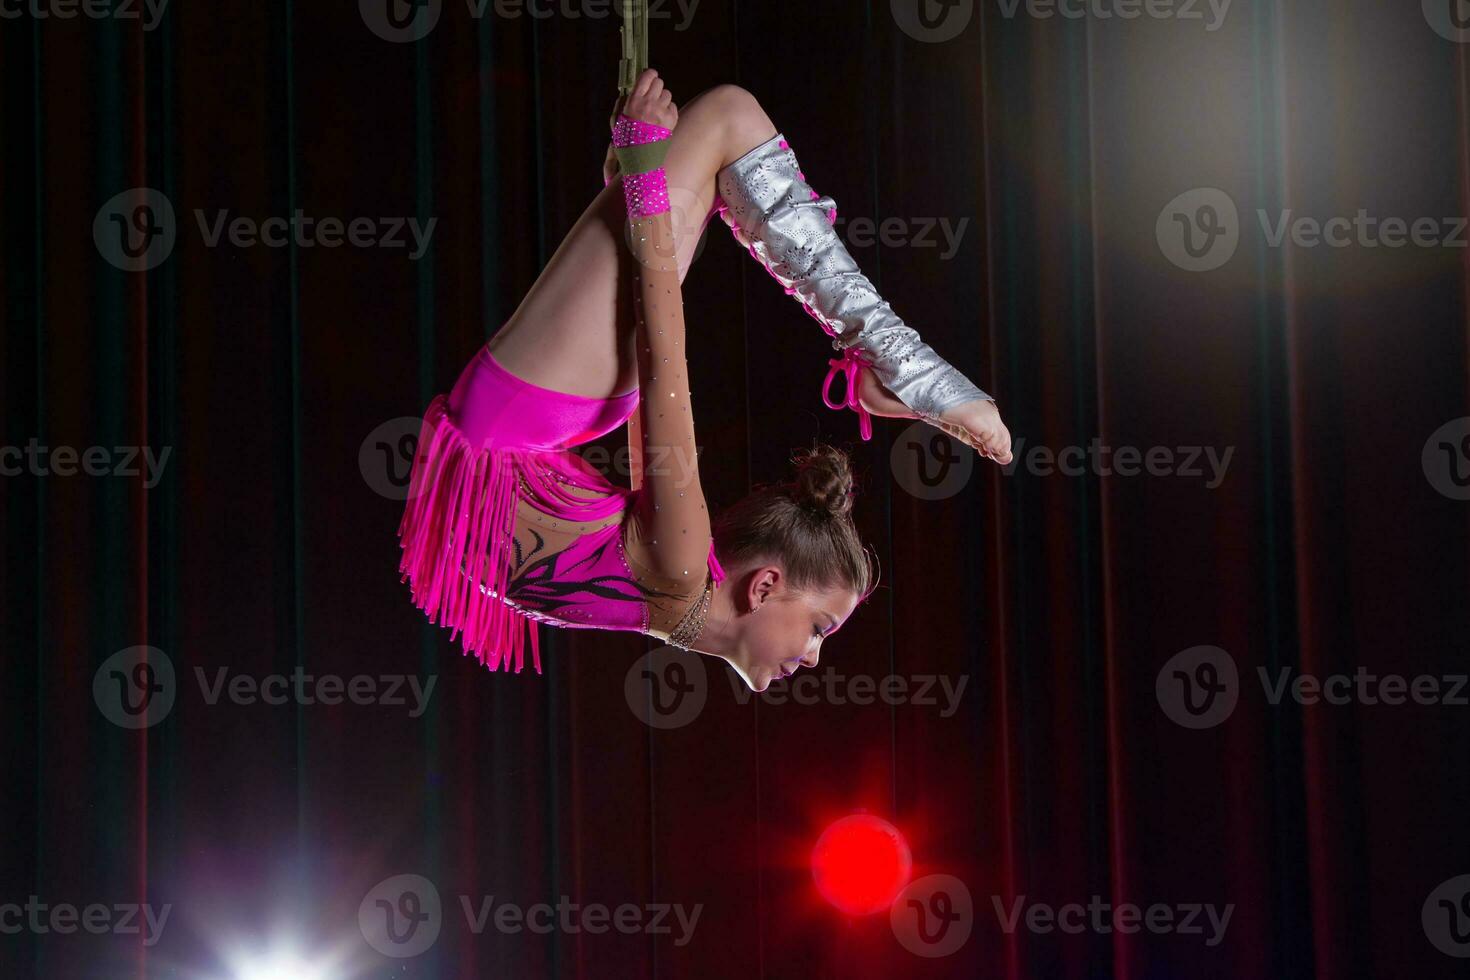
[744,564,784,612]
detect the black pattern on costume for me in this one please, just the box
[504,523,688,624]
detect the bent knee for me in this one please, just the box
[688,83,763,125]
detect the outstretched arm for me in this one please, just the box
[613,71,713,582]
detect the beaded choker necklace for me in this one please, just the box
[666,575,714,652]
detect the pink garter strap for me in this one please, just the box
[822,346,875,442]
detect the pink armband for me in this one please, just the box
[611,113,672,218]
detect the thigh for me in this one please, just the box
[485,91,730,400]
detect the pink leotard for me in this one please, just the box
[396,344,725,674]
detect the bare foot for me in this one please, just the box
[854,368,1013,465]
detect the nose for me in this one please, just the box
[799,648,820,669]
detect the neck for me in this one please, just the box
[690,578,739,660]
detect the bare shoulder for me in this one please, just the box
[622,518,714,641]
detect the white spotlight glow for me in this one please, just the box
[228,950,335,980]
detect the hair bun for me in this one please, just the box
[790,444,856,521]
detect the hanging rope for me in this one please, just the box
[617,0,649,96]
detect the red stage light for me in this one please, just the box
[810,813,913,916]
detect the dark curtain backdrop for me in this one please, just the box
[4,1,1470,977]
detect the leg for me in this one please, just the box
[714,101,1011,461]
[485,85,777,400]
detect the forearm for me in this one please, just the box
[627,213,707,554]
[612,103,711,577]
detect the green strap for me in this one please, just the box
[617,0,649,97]
[614,139,669,175]
[612,1,661,174]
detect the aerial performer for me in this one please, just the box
[396,62,1012,693]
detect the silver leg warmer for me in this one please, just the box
[716,133,993,428]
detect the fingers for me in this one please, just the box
[633,67,661,100]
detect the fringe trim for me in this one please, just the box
[396,394,542,674]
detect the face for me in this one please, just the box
[722,564,862,693]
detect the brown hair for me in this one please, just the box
[712,443,878,603]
